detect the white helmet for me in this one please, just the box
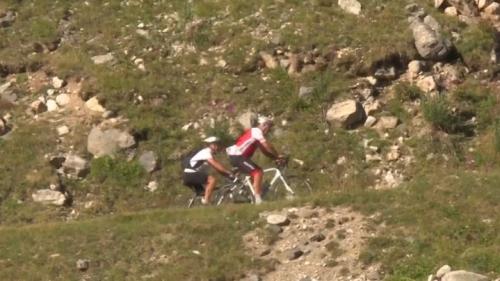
[203,136,219,143]
[257,116,273,126]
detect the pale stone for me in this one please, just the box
[436,265,452,278]
[484,2,500,16]
[445,6,459,16]
[87,127,136,157]
[266,214,290,226]
[442,270,488,281]
[55,93,70,106]
[52,77,65,89]
[91,53,115,64]
[57,125,69,136]
[237,110,257,129]
[338,0,362,15]
[85,97,106,113]
[145,181,159,192]
[364,116,377,127]
[32,189,66,206]
[408,60,423,78]
[376,116,399,130]
[139,151,158,173]
[326,100,366,129]
[416,76,437,93]
[46,99,58,112]
[259,51,278,69]
[62,154,89,177]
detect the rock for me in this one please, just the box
[424,15,441,32]
[374,66,397,80]
[266,214,290,226]
[145,181,159,192]
[0,118,7,136]
[288,54,301,75]
[232,85,248,94]
[365,116,377,127]
[310,233,326,242]
[375,116,399,130]
[32,189,66,206]
[237,110,257,129]
[76,259,90,271]
[62,154,89,177]
[409,17,452,61]
[85,97,106,112]
[484,2,500,17]
[416,75,437,93]
[87,126,136,157]
[0,11,16,28]
[408,60,424,78]
[91,53,115,64]
[51,77,65,89]
[241,274,262,281]
[57,125,70,136]
[363,99,382,115]
[30,100,47,114]
[265,224,283,235]
[55,94,70,106]
[0,81,11,94]
[386,146,401,161]
[326,100,366,129]
[338,0,362,15]
[299,86,314,99]
[259,51,278,69]
[434,0,446,8]
[477,0,491,10]
[442,270,489,281]
[445,6,459,16]
[139,151,158,173]
[436,265,452,278]
[287,248,304,260]
[46,99,59,112]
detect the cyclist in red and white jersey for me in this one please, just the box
[226,116,284,204]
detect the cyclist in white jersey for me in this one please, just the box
[183,136,234,205]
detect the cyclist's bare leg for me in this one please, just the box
[204,175,216,204]
[252,169,263,203]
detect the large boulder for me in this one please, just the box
[442,270,489,281]
[32,189,67,206]
[409,17,452,61]
[87,126,136,157]
[326,100,366,129]
[338,0,362,15]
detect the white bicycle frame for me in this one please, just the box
[242,168,295,199]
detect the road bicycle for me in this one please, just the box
[187,158,300,208]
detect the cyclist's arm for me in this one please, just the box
[207,158,232,177]
[259,140,280,160]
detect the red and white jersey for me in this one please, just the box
[226,128,266,158]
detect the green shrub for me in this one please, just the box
[422,96,459,133]
[394,82,423,102]
[90,157,145,188]
[455,23,494,71]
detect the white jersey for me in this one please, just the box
[184,147,213,173]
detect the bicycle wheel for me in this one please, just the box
[187,195,203,208]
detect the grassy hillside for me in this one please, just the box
[1,0,500,280]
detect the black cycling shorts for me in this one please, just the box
[228,155,261,174]
[183,172,207,195]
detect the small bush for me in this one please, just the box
[393,82,422,102]
[422,96,459,133]
[90,157,145,188]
